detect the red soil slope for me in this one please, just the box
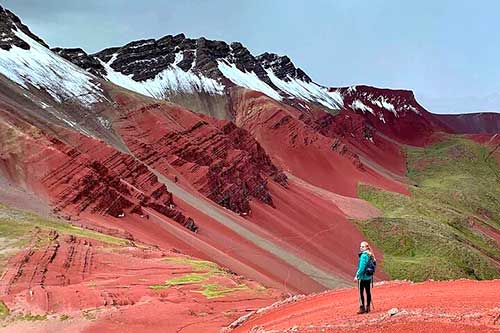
[0,104,332,294]
[229,280,500,333]
[302,107,408,178]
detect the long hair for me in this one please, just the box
[361,241,375,259]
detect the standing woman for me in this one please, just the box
[354,241,375,314]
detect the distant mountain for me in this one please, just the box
[419,93,500,115]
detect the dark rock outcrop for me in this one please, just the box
[257,52,311,82]
[0,5,48,51]
[52,48,106,77]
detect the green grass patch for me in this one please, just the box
[17,313,47,321]
[0,203,129,246]
[59,314,71,321]
[149,273,211,289]
[150,257,231,290]
[356,136,500,281]
[195,283,248,298]
[0,301,9,320]
[82,309,97,321]
[162,257,226,274]
[0,203,130,276]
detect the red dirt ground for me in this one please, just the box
[229,279,500,333]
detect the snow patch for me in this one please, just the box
[217,61,282,100]
[265,68,343,109]
[372,96,397,116]
[351,99,375,115]
[97,116,112,129]
[103,53,224,98]
[173,52,183,66]
[402,104,420,114]
[39,101,50,109]
[0,28,104,106]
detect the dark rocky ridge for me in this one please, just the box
[0,5,49,51]
[91,33,281,86]
[52,47,106,77]
[52,33,311,91]
[257,52,312,83]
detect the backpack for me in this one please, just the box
[364,256,376,276]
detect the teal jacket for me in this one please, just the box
[356,251,372,281]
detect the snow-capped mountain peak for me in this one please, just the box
[0,6,104,107]
[54,34,345,110]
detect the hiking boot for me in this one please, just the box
[357,306,366,314]
[365,304,371,313]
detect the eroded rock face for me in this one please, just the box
[115,102,287,214]
[48,133,198,232]
[0,119,198,233]
[0,5,49,50]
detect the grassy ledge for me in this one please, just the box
[150,257,248,297]
[196,283,248,298]
[0,301,9,320]
[0,203,130,275]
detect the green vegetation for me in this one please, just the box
[0,302,50,324]
[0,203,131,274]
[150,257,247,297]
[149,257,227,290]
[17,313,47,321]
[162,257,225,273]
[82,309,98,321]
[149,273,210,289]
[357,136,500,281]
[0,204,129,246]
[59,314,71,321]
[196,283,248,298]
[0,301,9,320]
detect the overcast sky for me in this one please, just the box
[2,0,499,113]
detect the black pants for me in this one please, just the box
[358,279,372,308]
